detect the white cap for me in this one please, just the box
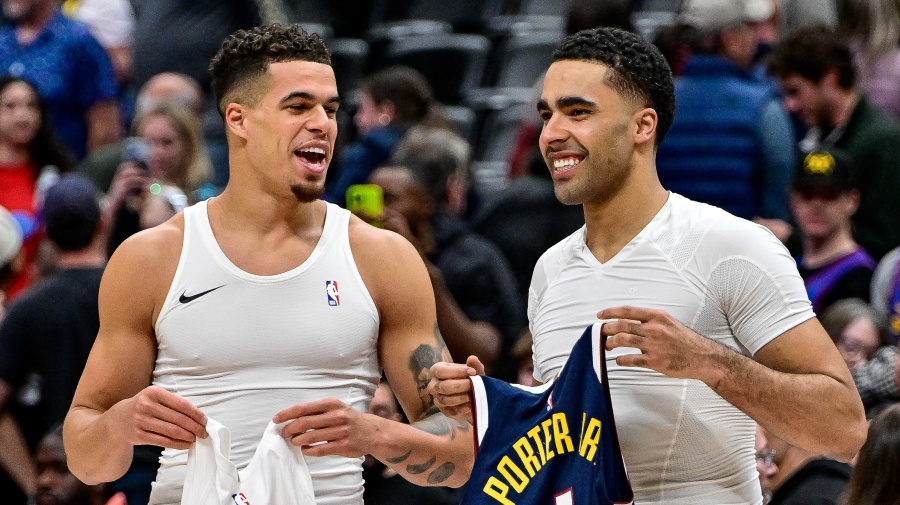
[680,0,775,33]
[0,206,22,267]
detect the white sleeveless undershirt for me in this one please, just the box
[148,201,381,505]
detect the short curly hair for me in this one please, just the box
[553,28,676,147]
[209,23,331,115]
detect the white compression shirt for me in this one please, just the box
[148,201,381,505]
[528,193,814,505]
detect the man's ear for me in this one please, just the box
[225,103,248,139]
[634,107,658,147]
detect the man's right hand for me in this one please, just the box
[427,356,484,424]
[113,386,208,450]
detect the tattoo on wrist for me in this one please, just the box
[407,455,436,474]
[386,449,412,464]
[427,462,455,484]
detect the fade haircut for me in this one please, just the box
[553,27,676,147]
[768,25,856,89]
[209,24,331,116]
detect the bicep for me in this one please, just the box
[374,239,447,423]
[753,318,853,385]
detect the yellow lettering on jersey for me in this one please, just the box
[498,456,529,493]
[541,419,555,461]
[579,418,602,462]
[552,413,574,455]
[527,426,547,464]
[513,437,541,477]
[484,476,516,505]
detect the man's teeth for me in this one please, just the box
[553,157,581,170]
[299,147,326,155]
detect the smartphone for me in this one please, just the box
[123,137,150,171]
[346,184,384,228]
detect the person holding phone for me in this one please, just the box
[63,24,475,505]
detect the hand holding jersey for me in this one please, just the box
[429,355,485,424]
[110,385,208,451]
[274,397,382,459]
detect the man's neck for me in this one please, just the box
[212,181,322,238]
[14,3,56,46]
[827,90,860,131]
[56,249,106,270]
[802,230,858,269]
[582,161,669,264]
[0,144,30,165]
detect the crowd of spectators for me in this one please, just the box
[1,0,900,504]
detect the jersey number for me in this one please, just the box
[555,489,573,505]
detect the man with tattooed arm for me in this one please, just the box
[62,24,473,504]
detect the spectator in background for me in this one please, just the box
[871,246,900,343]
[368,129,523,376]
[34,425,124,505]
[769,25,900,260]
[0,76,74,297]
[0,0,119,160]
[656,0,796,241]
[78,72,205,193]
[105,104,211,256]
[327,66,436,204]
[839,0,900,118]
[791,151,874,315]
[62,0,135,88]
[840,403,900,505]
[822,298,891,371]
[760,424,851,505]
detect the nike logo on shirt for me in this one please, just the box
[179,285,225,304]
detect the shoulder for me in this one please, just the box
[681,197,787,261]
[531,226,584,293]
[102,214,184,302]
[348,214,425,283]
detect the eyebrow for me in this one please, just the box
[536,96,598,112]
[279,91,341,106]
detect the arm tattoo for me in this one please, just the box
[386,449,412,464]
[412,408,470,439]
[427,462,456,484]
[409,336,447,413]
[406,455,436,474]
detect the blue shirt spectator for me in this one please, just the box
[0,9,119,159]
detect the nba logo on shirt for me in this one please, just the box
[326,280,340,306]
[232,493,250,505]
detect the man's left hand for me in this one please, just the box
[599,306,723,380]
[274,398,379,458]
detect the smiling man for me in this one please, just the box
[63,24,474,505]
[430,27,866,504]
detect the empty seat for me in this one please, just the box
[365,20,452,73]
[438,105,478,144]
[329,38,369,97]
[464,87,534,163]
[385,34,492,104]
[518,0,573,16]
[404,0,504,32]
[494,30,561,88]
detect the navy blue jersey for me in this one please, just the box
[462,323,633,505]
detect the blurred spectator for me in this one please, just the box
[511,330,534,387]
[871,246,900,343]
[34,425,124,505]
[778,0,837,36]
[849,341,899,418]
[368,142,523,374]
[105,104,211,256]
[840,404,900,505]
[657,0,795,239]
[362,380,461,505]
[769,25,900,260]
[0,175,105,452]
[0,205,22,336]
[839,0,900,118]
[760,425,851,505]
[0,0,119,159]
[755,424,777,503]
[62,0,135,87]
[327,66,437,205]
[822,298,891,371]
[0,76,74,297]
[78,72,205,193]
[791,151,874,315]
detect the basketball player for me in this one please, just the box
[62,25,473,504]
[429,27,867,504]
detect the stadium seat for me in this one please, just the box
[404,0,504,32]
[464,87,534,162]
[385,34,492,104]
[518,0,574,16]
[438,105,478,144]
[494,30,561,88]
[329,38,369,96]
[364,20,452,73]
